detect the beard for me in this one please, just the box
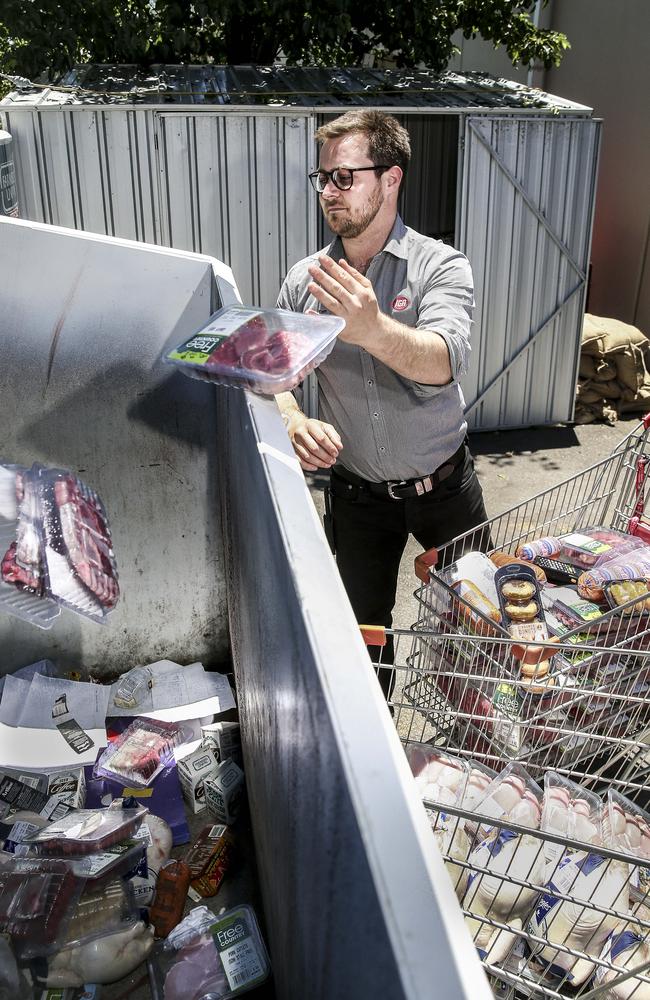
[322,184,384,238]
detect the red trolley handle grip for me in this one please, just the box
[415,546,439,583]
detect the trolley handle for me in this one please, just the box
[414,546,439,583]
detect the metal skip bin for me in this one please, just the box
[0,217,490,999]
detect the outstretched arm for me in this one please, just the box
[307,255,469,385]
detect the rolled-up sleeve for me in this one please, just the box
[415,249,474,383]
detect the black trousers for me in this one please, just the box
[327,446,490,697]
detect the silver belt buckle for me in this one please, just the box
[386,480,407,500]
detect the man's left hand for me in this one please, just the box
[307,256,379,346]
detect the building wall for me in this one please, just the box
[545,0,650,332]
[454,0,650,332]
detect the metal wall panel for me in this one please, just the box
[458,115,600,429]
[155,112,316,306]
[4,103,600,430]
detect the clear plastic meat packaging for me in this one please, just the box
[165,305,345,394]
[24,805,148,855]
[0,856,83,958]
[0,463,60,629]
[94,718,186,787]
[160,903,271,999]
[38,467,119,622]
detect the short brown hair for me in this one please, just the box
[315,110,411,177]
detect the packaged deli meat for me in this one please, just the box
[0,464,60,629]
[0,461,119,627]
[0,855,83,958]
[38,466,119,621]
[94,718,186,788]
[24,805,147,855]
[165,305,345,395]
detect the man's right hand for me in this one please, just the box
[286,412,342,471]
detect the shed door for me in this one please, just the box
[457,115,601,430]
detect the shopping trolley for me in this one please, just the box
[364,416,650,999]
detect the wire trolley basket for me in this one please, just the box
[365,417,650,1000]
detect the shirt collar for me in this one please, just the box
[327,214,409,263]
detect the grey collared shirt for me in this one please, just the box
[277,216,473,482]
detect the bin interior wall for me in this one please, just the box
[218,388,492,1000]
[0,217,232,675]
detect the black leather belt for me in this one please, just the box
[332,441,466,501]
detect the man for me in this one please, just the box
[276,110,488,690]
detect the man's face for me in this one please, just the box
[318,133,385,239]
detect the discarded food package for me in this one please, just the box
[0,464,60,628]
[165,305,345,394]
[0,856,83,959]
[175,744,220,814]
[184,823,235,898]
[39,467,119,621]
[24,805,147,855]
[204,758,245,824]
[94,718,185,787]
[0,461,119,627]
[161,903,271,1000]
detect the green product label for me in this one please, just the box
[570,600,602,622]
[212,910,266,991]
[168,333,228,365]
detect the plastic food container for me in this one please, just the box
[94,717,186,787]
[38,466,120,622]
[0,856,83,958]
[0,463,60,629]
[165,305,345,394]
[37,839,147,883]
[160,903,271,999]
[24,805,148,855]
[57,876,140,950]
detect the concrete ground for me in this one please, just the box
[307,415,644,630]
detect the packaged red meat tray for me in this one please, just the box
[165,305,345,395]
[0,855,84,959]
[38,466,119,622]
[0,463,60,629]
[94,717,186,788]
[24,804,148,855]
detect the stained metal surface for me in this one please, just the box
[458,115,601,430]
[0,217,238,673]
[219,389,492,999]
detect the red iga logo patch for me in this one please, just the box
[391,294,410,312]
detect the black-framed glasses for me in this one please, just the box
[308,165,390,193]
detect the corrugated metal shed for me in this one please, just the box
[14,65,590,112]
[1,65,599,430]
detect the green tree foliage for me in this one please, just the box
[0,0,569,82]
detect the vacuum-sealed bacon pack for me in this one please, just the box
[165,305,345,394]
[0,461,119,627]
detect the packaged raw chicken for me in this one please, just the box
[473,762,543,841]
[528,778,630,986]
[463,763,543,964]
[460,761,497,838]
[541,773,603,867]
[406,745,471,897]
[165,305,345,395]
[605,789,650,895]
[594,899,650,1000]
